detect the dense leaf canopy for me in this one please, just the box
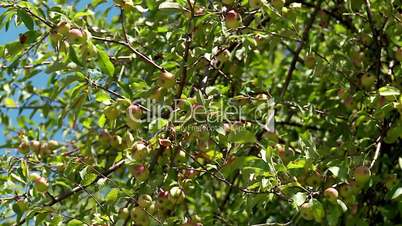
[0,0,401,225]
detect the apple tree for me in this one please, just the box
[0,0,401,225]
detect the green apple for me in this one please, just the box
[169,186,185,204]
[216,49,231,63]
[300,202,314,220]
[271,0,285,9]
[304,54,316,69]
[395,48,402,62]
[111,135,122,148]
[132,142,149,161]
[119,207,130,219]
[131,206,149,225]
[30,140,41,153]
[56,21,71,35]
[354,166,371,184]
[126,117,141,129]
[18,141,30,154]
[47,140,59,150]
[249,0,262,9]
[323,187,338,202]
[131,164,149,181]
[104,105,120,120]
[31,174,49,193]
[158,70,175,88]
[127,104,142,119]
[360,74,376,89]
[222,0,234,5]
[138,194,153,208]
[67,28,84,42]
[225,10,241,29]
[150,87,163,100]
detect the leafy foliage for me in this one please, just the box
[0,0,401,225]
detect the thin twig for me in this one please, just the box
[176,0,195,99]
[279,0,322,99]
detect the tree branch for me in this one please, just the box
[15,160,125,226]
[279,0,322,99]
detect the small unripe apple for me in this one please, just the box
[216,49,231,63]
[47,140,59,150]
[271,0,285,9]
[131,164,149,181]
[132,142,149,161]
[304,54,316,69]
[249,0,262,9]
[360,73,376,88]
[324,187,338,201]
[305,172,322,187]
[176,150,187,163]
[67,28,84,42]
[169,186,185,204]
[131,206,149,225]
[18,141,30,154]
[158,71,175,88]
[30,140,41,153]
[56,21,71,35]
[222,0,234,5]
[126,116,141,129]
[104,105,120,120]
[119,207,130,219]
[225,10,241,29]
[99,130,112,144]
[111,135,123,148]
[127,104,142,119]
[351,51,363,67]
[354,166,371,184]
[150,87,163,100]
[157,189,174,211]
[31,174,49,193]
[300,202,314,220]
[138,194,153,208]
[395,48,402,62]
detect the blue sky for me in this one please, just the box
[0,0,117,147]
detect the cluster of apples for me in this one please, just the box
[222,0,285,29]
[150,70,176,101]
[119,186,192,225]
[298,165,372,222]
[18,136,60,156]
[49,21,97,58]
[30,173,49,193]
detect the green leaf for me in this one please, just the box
[20,159,28,179]
[292,192,307,206]
[97,48,115,77]
[228,130,256,144]
[159,2,183,10]
[67,219,83,226]
[312,199,325,223]
[391,187,402,200]
[105,188,120,203]
[69,46,83,67]
[4,97,17,107]
[17,10,34,30]
[149,118,168,134]
[79,167,97,186]
[98,114,107,128]
[336,199,348,212]
[379,86,400,96]
[287,159,306,169]
[95,90,111,104]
